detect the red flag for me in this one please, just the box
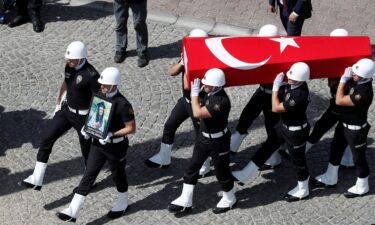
[183,36,372,87]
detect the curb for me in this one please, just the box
[63,0,257,36]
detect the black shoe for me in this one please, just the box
[284,194,309,202]
[212,201,237,214]
[18,180,42,191]
[30,12,44,33]
[107,206,129,219]
[8,15,29,28]
[144,159,170,168]
[259,163,280,171]
[137,55,149,68]
[167,203,192,213]
[311,179,336,188]
[198,170,212,179]
[343,191,367,199]
[56,212,76,222]
[231,174,244,186]
[114,51,126,63]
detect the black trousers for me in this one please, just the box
[16,0,42,15]
[236,88,283,166]
[162,97,199,144]
[282,124,310,181]
[75,139,129,196]
[184,132,233,192]
[308,100,341,144]
[279,5,305,36]
[36,105,91,165]
[329,122,370,178]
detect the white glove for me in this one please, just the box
[99,132,113,145]
[272,72,285,92]
[80,127,90,140]
[53,104,61,116]
[191,78,201,97]
[340,67,352,83]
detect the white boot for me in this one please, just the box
[168,183,194,212]
[199,157,211,178]
[232,161,259,185]
[285,178,309,202]
[57,193,85,222]
[345,177,369,198]
[263,151,282,168]
[340,146,354,168]
[21,161,47,190]
[230,131,247,153]
[305,141,314,153]
[314,163,339,187]
[145,143,172,168]
[107,192,128,219]
[212,187,237,214]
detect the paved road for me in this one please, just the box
[0,1,374,225]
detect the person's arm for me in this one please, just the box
[268,0,276,12]
[336,67,355,106]
[112,119,136,137]
[271,72,286,112]
[57,81,67,104]
[190,78,212,119]
[168,63,184,76]
[335,83,355,106]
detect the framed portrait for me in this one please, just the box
[84,95,114,139]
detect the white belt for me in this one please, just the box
[283,123,308,131]
[259,86,272,94]
[202,128,228,139]
[68,106,89,115]
[111,136,126,144]
[185,97,190,103]
[342,123,367,130]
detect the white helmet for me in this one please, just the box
[330,28,349,37]
[286,62,310,81]
[258,24,279,37]
[65,41,88,59]
[202,68,226,87]
[98,67,121,85]
[189,28,208,37]
[352,58,375,79]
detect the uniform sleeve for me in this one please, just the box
[120,103,135,123]
[293,0,307,14]
[269,0,276,6]
[349,87,367,106]
[86,67,101,94]
[283,90,307,112]
[205,96,229,118]
[64,64,73,83]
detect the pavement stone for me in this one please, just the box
[0,1,374,225]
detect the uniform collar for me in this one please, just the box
[290,81,304,90]
[357,78,372,85]
[75,59,86,70]
[106,89,118,99]
[208,87,223,96]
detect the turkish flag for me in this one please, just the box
[182,36,372,87]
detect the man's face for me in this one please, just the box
[287,78,299,85]
[203,84,215,93]
[100,84,113,94]
[67,58,80,68]
[353,74,363,82]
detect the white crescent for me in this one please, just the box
[205,37,271,70]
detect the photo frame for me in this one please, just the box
[84,94,115,139]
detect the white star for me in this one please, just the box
[270,37,300,53]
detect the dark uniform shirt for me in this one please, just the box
[181,70,191,100]
[105,92,135,133]
[64,61,100,109]
[200,89,231,133]
[341,79,373,125]
[281,82,309,126]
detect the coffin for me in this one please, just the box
[182,36,372,87]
